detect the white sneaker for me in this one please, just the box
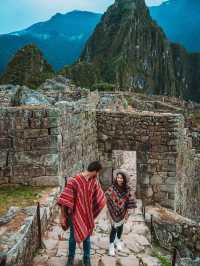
[108,243,115,256]
[115,238,123,251]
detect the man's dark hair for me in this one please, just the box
[87,161,102,172]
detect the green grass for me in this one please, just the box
[0,186,48,215]
[151,247,172,266]
[156,254,172,266]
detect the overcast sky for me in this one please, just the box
[0,0,167,34]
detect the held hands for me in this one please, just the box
[60,205,67,230]
[60,213,67,231]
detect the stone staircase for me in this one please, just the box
[32,200,160,266]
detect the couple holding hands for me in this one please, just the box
[57,161,137,266]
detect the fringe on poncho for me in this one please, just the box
[57,174,106,243]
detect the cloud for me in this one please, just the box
[145,0,168,6]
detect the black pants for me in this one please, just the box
[109,224,124,243]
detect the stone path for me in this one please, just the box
[33,152,160,266]
[33,201,160,266]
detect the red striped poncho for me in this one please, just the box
[57,174,106,243]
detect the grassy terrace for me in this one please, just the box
[0,186,51,215]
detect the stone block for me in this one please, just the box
[159,184,175,193]
[168,192,175,200]
[160,198,174,208]
[13,138,31,151]
[28,109,44,119]
[165,177,176,185]
[99,256,117,266]
[48,117,60,128]
[46,108,61,118]
[0,138,11,149]
[47,257,66,266]
[150,175,162,185]
[10,175,28,185]
[13,165,25,177]
[45,167,59,176]
[141,175,150,185]
[24,129,49,139]
[119,256,139,266]
[2,167,11,177]
[29,118,43,129]
[0,176,9,185]
[30,136,59,150]
[31,176,59,186]
[168,140,177,146]
[154,191,167,202]
[49,127,60,135]
[29,167,46,177]
[14,152,59,167]
[0,151,8,167]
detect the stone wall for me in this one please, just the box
[146,206,200,261]
[1,94,200,218]
[176,128,200,221]
[191,129,200,151]
[0,106,61,186]
[96,110,184,208]
[4,189,59,266]
[0,101,97,187]
[112,150,124,170]
[57,101,97,183]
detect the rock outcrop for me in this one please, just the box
[0,44,54,89]
[80,0,200,101]
[0,84,51,106]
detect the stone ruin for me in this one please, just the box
[0,76,200,265]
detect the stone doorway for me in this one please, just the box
[112,150,137,193]
[100,150,137,196]
[97,111,183,208]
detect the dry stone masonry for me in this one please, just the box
[0,80,200,221]
[97,110,183,208]
[1,78,200,265]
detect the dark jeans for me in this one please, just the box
[68,222,91,258]
[109,224,124,243]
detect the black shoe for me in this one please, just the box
[66,256,74,266]
[83,256,91,266]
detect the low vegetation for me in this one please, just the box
[152,247,172,266]
[0,186,49,215]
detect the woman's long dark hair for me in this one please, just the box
[114,172,129,192]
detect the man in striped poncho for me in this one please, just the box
[57,161,106,266]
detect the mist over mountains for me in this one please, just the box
[0,11,101,74]
[150,0,200,52]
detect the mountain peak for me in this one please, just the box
[52,12,63,18]
[0,44,54,89]
[80,0,200,101]
[0,10,101,74]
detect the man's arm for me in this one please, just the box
[60,205,67,230]
[92,180,106,219]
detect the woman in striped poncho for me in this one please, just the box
[105,171,137,256]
